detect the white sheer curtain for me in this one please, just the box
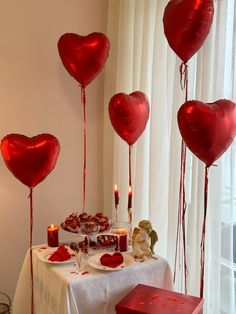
[103,1,236,313]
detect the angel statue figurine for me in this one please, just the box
[132,220,158,260]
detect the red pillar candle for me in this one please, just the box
[128,185,132,209]
[114,184,119,206]
[117,228,128,252]
[47,224,59,247]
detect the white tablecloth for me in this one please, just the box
[13,244,173,314]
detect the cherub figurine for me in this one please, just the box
[132,220,158,260]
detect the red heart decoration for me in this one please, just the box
[163,0,214,63]
[177,100,236,166]
[49,245,71,262]
[109,91,150,146]
[58,32,110,87]
[100,252,124,268]
[1,134,60,188]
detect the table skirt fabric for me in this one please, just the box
[12,245,173,314]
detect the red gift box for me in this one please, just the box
[115,284,203,314]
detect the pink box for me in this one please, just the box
[115,284,203,314]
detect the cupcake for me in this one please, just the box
[79,212,92,222]
[63,212,80,232]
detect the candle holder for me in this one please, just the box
[115,204,119,222]
[110,221,129,252]
[127,185,132,245]
[79,222,100,248]
[128,207,133,245]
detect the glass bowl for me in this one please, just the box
[79,222,100,237]
[110,221,129,234]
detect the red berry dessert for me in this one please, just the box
[78,212,110,231]
[62,211,110,233]
[62,212,80,232]
[98,218,109,231]
[95,212,103,218]
[97,235,117,246]
[79,212,92,222]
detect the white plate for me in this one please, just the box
[88,252,135,271]
[38,246,75,264]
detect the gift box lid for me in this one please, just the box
[115,284,203,314]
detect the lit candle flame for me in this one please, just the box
[117,227,126,234]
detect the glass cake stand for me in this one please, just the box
[79,222,101,248]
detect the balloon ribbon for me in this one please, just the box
[29,188,34,314]
[200,165,209,298]
[81,87,87,212]
[180,62,188,101]
[174,139,187,293]
[129,145,132,187]
[174,62,188,294]
[128,145,132,242]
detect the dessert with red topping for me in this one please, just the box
[77,212,110,231]
[79,212,92,222]
[62,212,80,232]
[80,220,100,236]
[97,235,117,246]
[62,211,110,233]
[97,218,109,231]
[95,212,103,218]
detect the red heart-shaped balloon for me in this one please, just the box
[58,32,110,87]
[109,91,150,146]
[100,252,124,268]
[163,0,214,63]
[1,134,60,188]
[178,100,236,166]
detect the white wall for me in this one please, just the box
[0,0,108,300]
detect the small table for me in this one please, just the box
[12,244,173,314]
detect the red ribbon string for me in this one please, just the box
[128,145,132,188]
[200,165,209,298]
[128,145,132,242]
[181,62,188,294]
[174,188,181,284]
[81,86,87,213]
[181,142,187,294]
[174,140,187,293]
[174,63,189,294]
[28,187,34,314]
[180,62,188,102]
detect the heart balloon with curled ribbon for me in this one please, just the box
[1,133,60,188]
[58,32,110,87]
[163,0,214,63]
[177,99,236,166]
[108,91,150,146]
[58,32,110,213]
